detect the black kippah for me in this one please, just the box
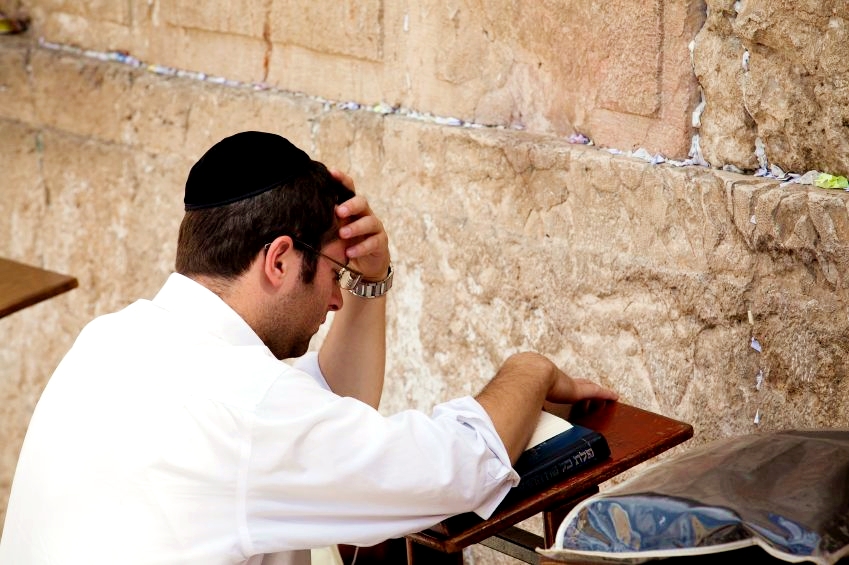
[184,131,311,210]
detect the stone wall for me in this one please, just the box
[6,0,706,158]
[2,0,849,557]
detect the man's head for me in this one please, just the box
[175,131,355,283]
[175,132,357,359]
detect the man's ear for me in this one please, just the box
[262,235,295,287]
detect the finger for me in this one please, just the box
[330,169,356,192]
[340,215,383,241]
[346,231,389,260]
[336,194,371,219]
[571,379,619,402]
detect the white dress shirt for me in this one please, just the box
[0,273,519,565]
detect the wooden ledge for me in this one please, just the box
[0,257,78,319]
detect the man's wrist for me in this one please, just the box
[503,352,558,395]
[348,264,393,298]
[361,264,392,282]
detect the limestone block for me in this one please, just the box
[269,1,383,61]
[146,26,268,84]
[309,110,387,181]
[0,0,23,15]
[597,1,664,117]
[160,0,267,39]
[26,0,137,54]
[751,186,849,289]
[807,190,849,260]
[559,0,704,156]
[0,37,36,124]
[27,0,131,25]
[0,122,45,260]
[36,132,142,295]
[265,44,387,110]
[128,72,201,155]
[180,85,318,160]
[31,49,135,144]
[692,6,757,169]
[694,0,849,174]
[128,70,317,160]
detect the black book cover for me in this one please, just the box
[501,423,610,505]
[429,417,610,536]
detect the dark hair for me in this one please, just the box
[175,160,354,283]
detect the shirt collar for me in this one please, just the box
[152,272,266,348]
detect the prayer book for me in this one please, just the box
[430,410,610,537]
[503,411,610,505]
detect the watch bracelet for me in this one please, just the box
[348,264,393,298]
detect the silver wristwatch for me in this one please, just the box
[347,264,393,298]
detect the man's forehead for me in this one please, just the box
[322,215,353,244]
[321,237,349,265]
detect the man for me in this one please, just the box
[0,131,617,565]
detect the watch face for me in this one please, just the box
[338,269,359,291]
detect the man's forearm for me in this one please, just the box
[475,353,557,463]
[318,295,386,409]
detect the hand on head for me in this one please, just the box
[330,170,391,281]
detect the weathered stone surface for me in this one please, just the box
[694,0,849,175]
[692,2,758,170]
[367,120,849,474]
[26,0,137,53]
[146,26,269,83]
[15,0,702,159]
[0,122,45,269]
[180,86,318,160]
[44,0,849,178]
[30,48,136,144]
[0,38,36,124]
[270,2,384,62]
[160,0,267,39]
[33,0,132,25]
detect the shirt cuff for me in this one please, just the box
[433,396,521,519]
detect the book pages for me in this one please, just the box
[526,411,573,450]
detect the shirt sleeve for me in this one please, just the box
[290,352,331,391]
[242,371,520,553]
[432,396,520,517]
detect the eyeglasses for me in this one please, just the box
[265,237,363,290]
